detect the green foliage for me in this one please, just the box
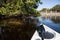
[0,0,41,16]
[40,8,49,12]
[50,5,60,12]
[40,5,60,12]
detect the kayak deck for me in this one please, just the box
[31,25,60,40]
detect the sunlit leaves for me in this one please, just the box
[0,0,41,16]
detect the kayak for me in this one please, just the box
[31,25,60,40]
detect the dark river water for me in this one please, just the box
[0,16,60,40]
[38,16,60,33]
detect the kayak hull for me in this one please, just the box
[31,25,60,40]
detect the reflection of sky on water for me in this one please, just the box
[38,17,60,33]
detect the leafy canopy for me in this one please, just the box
[0,0,41,16]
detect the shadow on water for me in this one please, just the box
[0,19,36,40]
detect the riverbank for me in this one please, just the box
[41,12,60,17]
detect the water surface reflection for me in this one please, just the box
[38,16,60,33]
[0,19,36,40]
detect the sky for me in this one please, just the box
[37,0,60,10]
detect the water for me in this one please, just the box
[0,16,60,40]
[0,19,36,40]
[38,16,60,33]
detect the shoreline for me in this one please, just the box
[41,12,60,17]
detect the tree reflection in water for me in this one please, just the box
[41,16,60,24]
[51,16,60,23]
[0,19,36,40]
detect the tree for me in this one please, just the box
[0,0,42,40]
[0,0,41,16]
[50,5,60,12]
[40,8,47,12]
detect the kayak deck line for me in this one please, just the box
[31,25,60,40]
